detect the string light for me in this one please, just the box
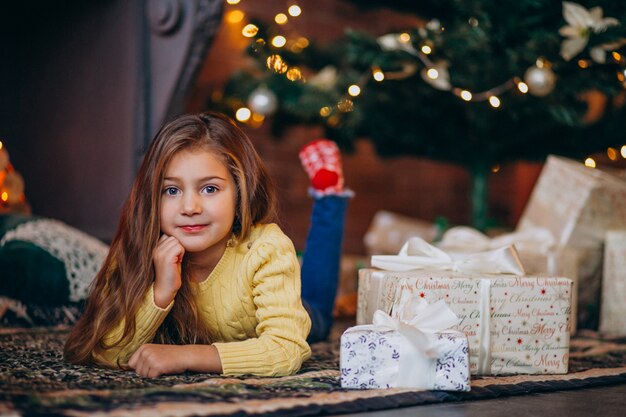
[288,5,302,17]
[226,10,244,24]
[607,147,618,161]
[460,90,472,101]
[399,33,411,43]
[286,67,303,81]
[517,82,529,93]
[271,35,287,47]
[426,68,439,79]
[421,45,432,54]
[320,106,331,117]
[348,85,361,96]
[621,145,626,158]
[491,164,500,173]
[584,157,596,168]
[226,0,241,4]
[1,192,7,202]
[242,24,259,37]
[275,13,288,24]
[372,68,385,81]
[488,95,501,108]
[235,107,252,122]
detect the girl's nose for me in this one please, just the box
[181,194,201,215]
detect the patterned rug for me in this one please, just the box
[2,327,626,417]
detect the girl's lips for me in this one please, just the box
[179,224,207,233]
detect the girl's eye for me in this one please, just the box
[202,185,218,194]
[164,187,180,196]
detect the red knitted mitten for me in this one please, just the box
[299,139,344,194]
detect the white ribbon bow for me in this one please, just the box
[439,226,555,253]
[371,236,525,275]
[347,297,461,388]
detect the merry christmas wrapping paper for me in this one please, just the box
[357,268,573,375]
[517,155,626,327]
[438,226,581,333]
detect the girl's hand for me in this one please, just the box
[128,344,186,377]
[128,344,223,377]
[153,234,184,308]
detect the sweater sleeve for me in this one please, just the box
[93,284,173,368]
[213,228,312,376]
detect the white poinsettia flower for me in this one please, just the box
[309,66,338,90]
[377,33,418,55]
[559,1,619,61]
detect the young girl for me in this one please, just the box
[64,112,351,377]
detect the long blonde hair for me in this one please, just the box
[64,112,278,364]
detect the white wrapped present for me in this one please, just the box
[358,238,573,375]
[340,297,470,391]
[599,230,626,336]
[439,226,580,333]
[517,155,626,327]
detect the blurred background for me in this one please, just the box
[2,0,626,256]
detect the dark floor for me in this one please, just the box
[333,384,626,417]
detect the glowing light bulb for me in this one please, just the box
[271,35,287,48]
[1,192,7,202]
[399,33,411,43]
[288,5,301,17]
[372,68,384,81]
[621,145,626,158]
[266,55,288,73]
[0,141,3,150]
[578,60,589,68]
[612,52,622,62]
[426,68,439,79]
[242,24,259,37]
[489,96,501,108]
[517,82,529,93]
[235,107,251,122]
[348,85,361,96]
[226,0,241,4]
[226,10,244,24]
[584,157,596,168]
[421,45,432,54]
[491,164,500,173]
[607,147,618,161]
[286,67,302,81]
[320,106,331,117]
[275,13,288,24]
[460,90,472,101]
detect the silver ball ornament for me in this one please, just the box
[247,86,278,116]
[523,65,556,97]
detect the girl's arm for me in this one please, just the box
[94,235,183,368]
[128,343,222,378]
[212,226,312,376]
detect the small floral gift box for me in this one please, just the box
[340,298,470,391]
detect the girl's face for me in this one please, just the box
[160,147,237,264]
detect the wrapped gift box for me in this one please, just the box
[438,226,581,333]
[517,247,580,333]
[358,268,573,375]
[599,230,626,336]
[517,155,626,328]
[341,301,470,391]
[364,210,439,255]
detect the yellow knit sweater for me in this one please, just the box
[95,223,312,376]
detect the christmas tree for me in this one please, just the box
[207,0,626,229]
